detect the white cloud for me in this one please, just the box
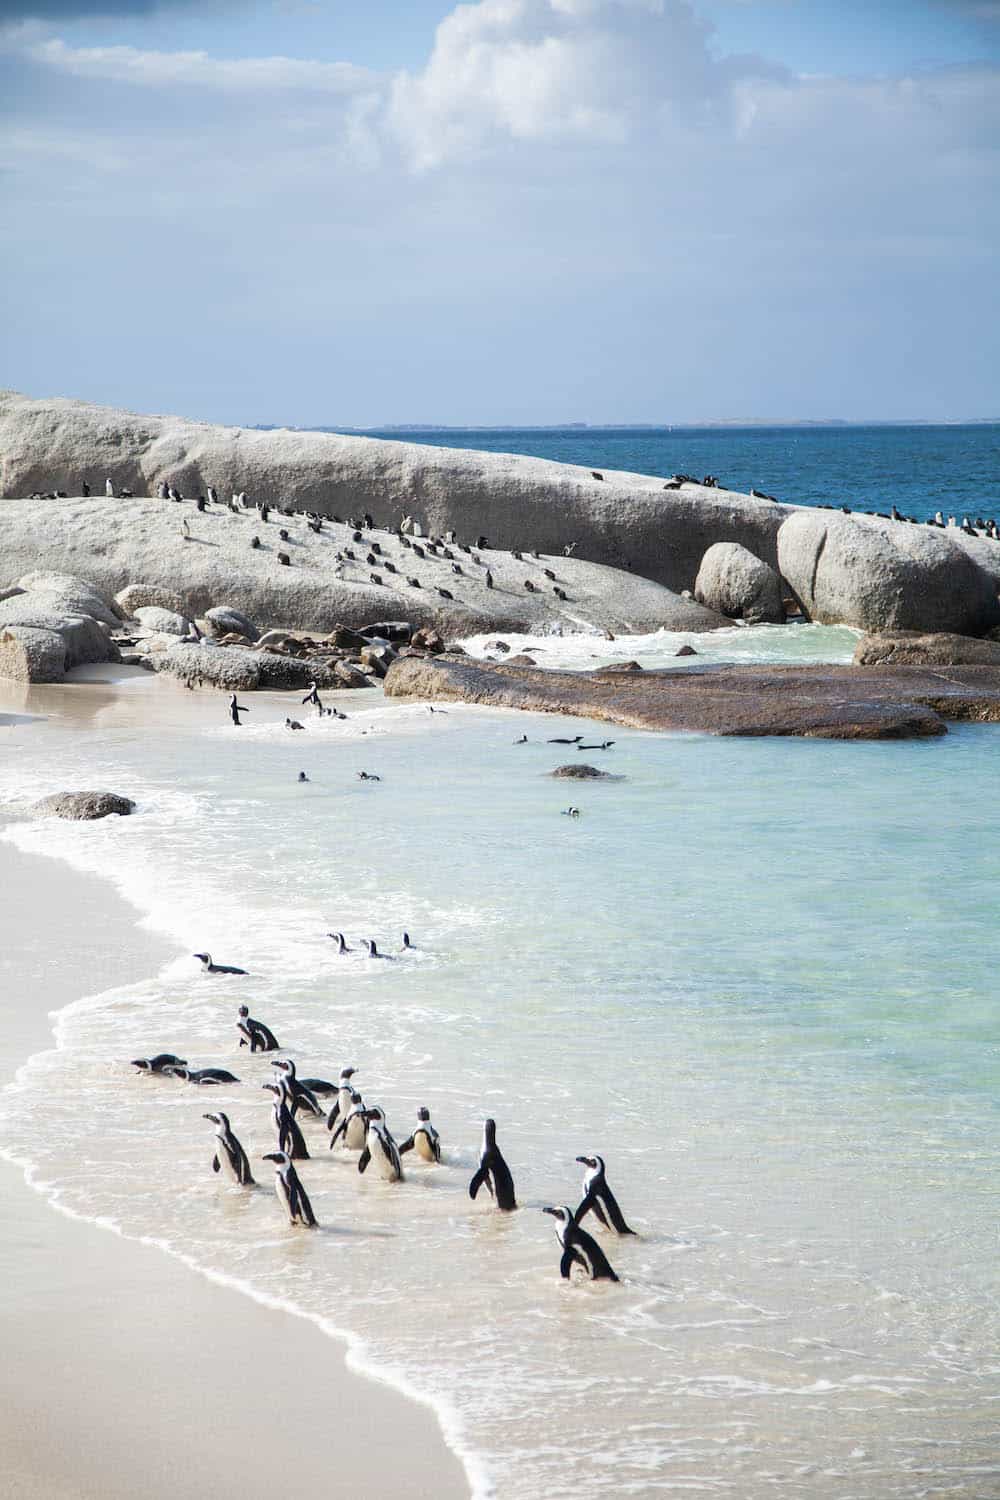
[17,36,375,93]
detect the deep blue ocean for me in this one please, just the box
[361,424,999,523]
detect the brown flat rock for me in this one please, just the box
[854,631,1000,667]
[384,656,1000,739]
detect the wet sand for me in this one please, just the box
[0,683,469,1500]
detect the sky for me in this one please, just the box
[2,0,998,426]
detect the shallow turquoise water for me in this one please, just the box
[1,646,998,1497]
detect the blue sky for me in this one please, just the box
[2,0,998,424]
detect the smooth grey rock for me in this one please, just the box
[33,790,135,820]
[16,570,120,627]
[333,661,369,689]
[204,605,259,642]
[146,642,339,691]
[134,606,192,637]
[0,597,116,666]
[115,583,188,617]
[777,511,1000,637]
[359,643,397,678]
[256,629,294,649]
[694,542,785,625]
[0,625,68,682]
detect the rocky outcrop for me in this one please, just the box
[33,791,135,819]
[134,606,192,636]
[15,570,121,628]
[384,654,1000,739]
[552,764,617,779]
[694,542,785,625]
[115,583,188,617]
[0,390,794,593]
[777,511,1000,637]
[0,594,117,670]
[854,631,1000,666]
[0,626,68,682]
[146,642,341,692]
[204,605,259,641]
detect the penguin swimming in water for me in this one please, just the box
[131,1053,187,1074]
[262,1081,310,1159]
[543,1205,619,1281]
[298,771,309,783]
[327,931,352,955]
[205,1111,254,1185]
[399,1106,441,1163]
[401,931,414,952]
[229,695,249,727]
[469,1118,517,1211]
[325,1067,358,1130]
[363,938,393,960]
[573,1155,635,1234]
[297,1075,339,1097]
[236,1004,280,1053]
[194,952,247,976]
[358,1107,404,1182]
[270,1058,324,1118]
[548,735,582,745]
[329,1089,368,1150]
[262,1151,317,1227]
[286,718,305,731]
[164,1066,241,1085]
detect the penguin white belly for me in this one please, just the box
[217,1142,241,1184]
[372,1141,400,1181]
[275,1179,292,1218]
[344,1114,367,1149]
[414,1131,437,1162]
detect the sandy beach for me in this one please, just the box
[0,824,468,1499]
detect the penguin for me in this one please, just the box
[182,518,192,540]
[398,1106,441,1163]
[363,939,393,960]
[169,486,182,502]
[573,1155,635,1234]
[543,568,556,580]
[401,931,414,952]
[236,1004,280,1053]
[278,552,291,566]
[591,471,604,482]
[194,952,247,976]
[543,1206,619,1281]
[229,695,249,727]
[327,931,352,955]
[81,480,91,497]
[105,478,115,497]
[285,718,305,731]
[512,549,523,561]
[563,542,577,556]
[358,1107,404,1181]
[270,1058,324,1118]
[329,1089,368,1150]
[196,497,207,513]
[437,588,454,601]
[302,681,323,712]
[485,570,494,589]
[262,1081,310,1159]
[164,1066,241,1085]
[548,735,582,745]
[262,1151,317,1227]
[513,735,528,744]
[205,1111,254,1185]
[131,1053,187,1074]
[297,1076,339,1097]
[357,772,381,782]
[561,807,581,818]
[325,1067,358,1130]
[524,580,537,593]
[298,771,309,783]
[250,536,261,549]
[207,485,218,505]
[469,1118,517,1211]
[412,544,425,559]
[554,587,567,601]
[578,741,614,751]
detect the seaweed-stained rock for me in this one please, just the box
[694,542,785,625]
[854,631,1000,667]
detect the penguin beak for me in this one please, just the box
[203,1114,218,1123]
[542,1206,559,1217]
[575,1156,595,1167]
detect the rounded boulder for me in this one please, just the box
[694,542,785,625]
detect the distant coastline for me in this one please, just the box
[250,418,1000,434]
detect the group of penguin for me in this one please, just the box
[131,974,634,1282]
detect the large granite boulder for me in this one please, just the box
[115,583,188,617]
[134,606,192,637]
[145,642,340,691]
[694,542,785,625]
[0,625,68,682]
[777,511,1000,637]
[854,631,1000,666]
[0,390,796,593]
[16,570,120,627]
[204,605,259,642]
[33,791,135,819]
[0,595,116,666]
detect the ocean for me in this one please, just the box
[363,423,1000,524]
[1,425,999,1498]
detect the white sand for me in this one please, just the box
[0,750,469,1499]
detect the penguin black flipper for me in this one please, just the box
[326,1102,341,1131]
[212,1154,221,1173]
[329,1116,348,1148]
[358,1146,371,1174]
[292,1176,317,1228]
[599,1185,635,1235]
[468,1164,489,1200]
[398,1134,415,1155]
[574,1189,609,1229]
[560,1246,588,1280]
[489,1153,517,1211]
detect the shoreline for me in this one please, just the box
[0,840,471,1500]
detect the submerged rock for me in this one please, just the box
[33,790,135,820]
[551,764,618,779]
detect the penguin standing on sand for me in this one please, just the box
[573,1155,635,1234]
[82,480,91,497]
[236,1004,280,1053]
[325,1067,358,1130]
[262,1151,317,1227]
[204,1112,254,1185]
[543,1205,619,1281]
[358,1107,404,1182]
[302,681,324,713]
[105,478,115,497]
[399,1106,441,1163]
[469,1118,517,1210]
[262,1081,310,1160]
[229,695,249,727]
